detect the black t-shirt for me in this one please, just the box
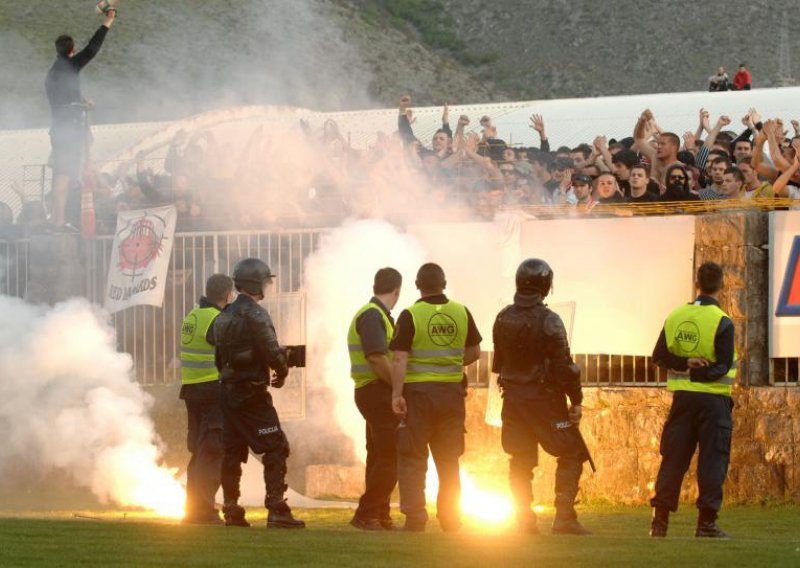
[389,294,482,352]
[355,297,394,356]
[626,191,660,203]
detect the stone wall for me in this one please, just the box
[466,386,798,506]
[694,212,769,385]
[302,387,799,505]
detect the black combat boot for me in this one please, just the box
[552,493,592,535]
[695,509,730,538]
[222,503,250,527]
[267,500,306,529]
[650,507,669,537]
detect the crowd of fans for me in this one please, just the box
[2,88,800,237]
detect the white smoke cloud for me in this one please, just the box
[304,219,426,462]
[0,295,183,515]
[0,0,374,129]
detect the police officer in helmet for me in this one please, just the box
[209,257,305,529]
[493,258,591,535]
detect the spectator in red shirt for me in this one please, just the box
[732,64,752,91]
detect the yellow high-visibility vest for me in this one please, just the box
[664,302,736,396]
[180,306,219,385]
[405,300,468,383]
[347,302,394,389]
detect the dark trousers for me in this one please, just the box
[220,382,290,510]
[651,390,733,514]
[500,391,585,518]
[354,381,399,521]
[180,382,224,518]
[397,382,465,528]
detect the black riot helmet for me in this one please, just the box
[515,258,553,296]
[233,257,275,296]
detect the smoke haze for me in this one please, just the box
[0,0,373,129]
[0,296,183,514]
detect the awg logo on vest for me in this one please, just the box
[776,235,800,317]
[674,321,700,352]
[428,313,459,346]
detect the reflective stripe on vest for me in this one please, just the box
[347,302,394,389]
[663,302,736,397]
[405,300,468,383]
[180,306,220,385]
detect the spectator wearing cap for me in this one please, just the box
[732,64,752,91]
[626,164,660,203]
[565,174,592,206]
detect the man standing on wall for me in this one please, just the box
[650,262,736,538]
[45,8,117,231]
[348,268,403,530]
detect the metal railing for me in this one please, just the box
[1,229,795,389]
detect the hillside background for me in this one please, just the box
[0,0,798,129]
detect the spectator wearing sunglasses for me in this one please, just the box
[661,164,699,202]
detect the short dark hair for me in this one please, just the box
[55,35,74,57]
[697,262,723,295]
[737,156,753,167]
[612,149,639,169]
[416,263,446,293]
[630,163,651,177]
[660,132,680,149]
[206,274,233,304]
[548,157,574,172]
[434,128,452,141]
[711,156,732,168]
[373,267,402,295]
[572,144,593,160]
[724,166,745,183]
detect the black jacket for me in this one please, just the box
[209,294,287,383]
[45,26,108,125]
[492,292,583,405]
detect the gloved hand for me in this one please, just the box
[271,367,289,389]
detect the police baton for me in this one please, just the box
[576,427,597,473]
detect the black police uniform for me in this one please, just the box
[493,259,590,534]
[649,295,735,538]
[179,298,225,523]
[46,26,109,188]
[390,295,482,532]
[210,293,296,526]
[352,298,399,529]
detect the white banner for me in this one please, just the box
[769,211,800,357]
[409,215,695,356]
[104,206,177,314]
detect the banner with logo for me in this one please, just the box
[104,205,177,314]
[769,211,800,357]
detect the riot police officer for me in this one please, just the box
[209,257,305,529]
[492,258,591,535]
